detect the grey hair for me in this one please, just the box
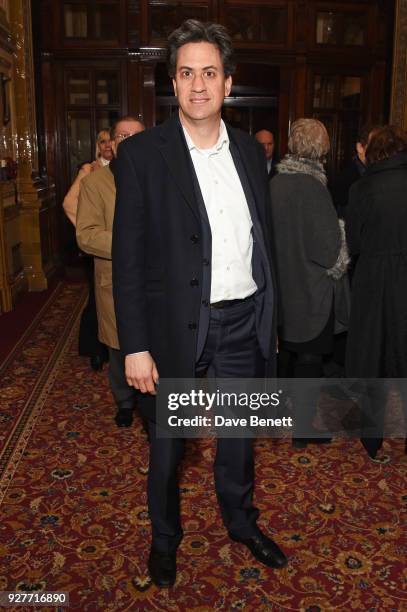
[110,116,144,140]
[288,118,330,161]
[167,19,236,78]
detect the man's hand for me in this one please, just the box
[125,352,159,394]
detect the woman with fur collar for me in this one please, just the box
[269,118,349,446]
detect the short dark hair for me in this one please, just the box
[366,125,407,164]
[166,19,236,78]
[110,116,144,139]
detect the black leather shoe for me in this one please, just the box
[90,355,104,371]
[114,408,133,428]
[230,532,288,569]
[148,548,176,587]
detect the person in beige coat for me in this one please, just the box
[76,116,145,427]
[62,130,113,371]
[63,129,113,225]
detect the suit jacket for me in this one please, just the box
[112,115,276,383]
[76,164,119,349]
[268,160,278,181]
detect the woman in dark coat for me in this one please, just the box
[270,118,349,446]
[345,125,407,458]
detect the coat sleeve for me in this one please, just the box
[62,165,91,227]
[76,176,112,260]
[112,141,149,356]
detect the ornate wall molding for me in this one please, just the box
[7,0,49,291]
[390,0,407,128]
[139,47,166,61]
[9,0,39,176]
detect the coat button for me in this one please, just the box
[190,278,199,287]
[188,322,197,330]
[202,299,209,307]
[203,258,209,266]
[190,234,199,243]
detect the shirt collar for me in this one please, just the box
[182,119,229,154]
[100,157,110,166]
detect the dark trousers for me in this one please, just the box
[148,297,264,552]
[278,350,324,435]
[78,256,107,359]
[108,347,137,406]
[360,381,407,458]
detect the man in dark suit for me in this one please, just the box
[255,129,277,180]
[112,19,287,587]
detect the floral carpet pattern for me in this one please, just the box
[0,282,406,611]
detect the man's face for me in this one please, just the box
[98,136,113,161]
[113,120,145,156]
[172,41,232,126]
[255,130,274,161]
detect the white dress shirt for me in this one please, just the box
[182,120,257,303]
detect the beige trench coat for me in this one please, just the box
[76,165,119,349]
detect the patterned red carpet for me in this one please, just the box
[0,282,406,611]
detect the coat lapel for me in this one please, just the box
[228,126,264,221]
[228,127,267,247]
[157,116,201,222]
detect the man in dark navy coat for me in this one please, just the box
[112,19,286,586]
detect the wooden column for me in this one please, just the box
[390,0,407,129]
[9,0,48,290]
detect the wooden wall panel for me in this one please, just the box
[390,0,407,129]
[30,0,396,264]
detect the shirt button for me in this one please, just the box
[219,209,223,214]
[227,266,230,271]
[190,234,199,244]
[224,239,227,243]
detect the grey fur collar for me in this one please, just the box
[277,155,327,186]
[327,219,350,280]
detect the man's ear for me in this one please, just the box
[172,78,177,97]
[225,75,232,97]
